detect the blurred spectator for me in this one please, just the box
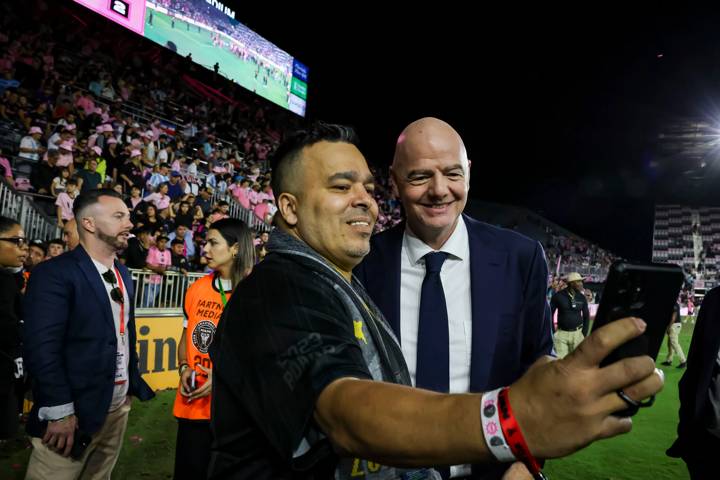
[24,240,46,273]
[168,224,196,260]
[77,158,102,192]
[144,183,171,212]
[46,239,65,258]
[55,178,78,228]
[50,167,71,197]
[61,219,79,251]
[18,126,44,161]
[143,234,171,307]
[124,227,152,270]
[169,238,190,275]
[30,149,59,195]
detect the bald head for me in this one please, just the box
[62,218,79,250]
[390,117,471,250]
[393,117,468,172]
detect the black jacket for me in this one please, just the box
[0,269,23,395]
[23,247,154,437]
[668,287,720,459]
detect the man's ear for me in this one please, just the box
[277,192,299,227]
[80,216,95,235]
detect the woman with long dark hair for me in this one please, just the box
[172,218,255,479]
[0,216,27,442]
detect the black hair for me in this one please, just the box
[72,188,123,219]
[0,216,20,235]
[209,218,255,286]
[270,121,359,196]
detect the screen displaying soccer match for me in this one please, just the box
[72,0,308,116]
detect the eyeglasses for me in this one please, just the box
[101,270,124,304]
[0,237,28,247]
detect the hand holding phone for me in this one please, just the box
[592,261,683,416]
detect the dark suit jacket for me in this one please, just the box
[354,215,554,393]
[354,216,553,478]
[668,286,720,459]
[23,245,154,438]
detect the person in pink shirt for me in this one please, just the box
[227,176,243,198]
[56,141,74,170]
[207,208,229,226]
[75,92,95,116]
[143,235,172,307]
[143,183,171,212]
[126,185,143,210]
[247,183,261,209]
[0,149,14,187]
[87,125,102,149]
[233,178,251,210]
[55,179,78,228]
[253,199,271,224]
[261,183,274,202]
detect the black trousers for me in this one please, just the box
[174,419,212,480]
[0,389,19,439]
[681,429,720,480]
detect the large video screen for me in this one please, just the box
[73,0,308,116]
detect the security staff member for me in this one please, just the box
[551,272,590,358]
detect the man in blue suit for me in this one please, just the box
[354,118,553,479]
[23,189,154,479]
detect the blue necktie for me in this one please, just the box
[416,252,450,479]
[415,251,450,393]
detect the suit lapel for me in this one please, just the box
[465,215,508,391]
[74,246,115,331]
[376,223,404,342]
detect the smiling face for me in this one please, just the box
[279,141,378,273]
[391,117,470,249]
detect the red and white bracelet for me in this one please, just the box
[480,387,516,462]
[481,387,547,480]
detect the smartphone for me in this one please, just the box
[189,370,197,392]
[40,422,92,460]
[70,431,92,460]
[592,261,684,415]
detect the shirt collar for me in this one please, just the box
[403,216,468,266]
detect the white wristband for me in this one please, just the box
[480,387,516,462]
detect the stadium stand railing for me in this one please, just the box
[0,183,61,241]
[130,269,205,316]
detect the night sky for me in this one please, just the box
[229,6,720,261]
[86,3,720,260]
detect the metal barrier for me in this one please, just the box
[129,268,205,316]
[0,183,61,240]
[212,190,271,232]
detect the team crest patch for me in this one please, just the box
[192,320,216,354]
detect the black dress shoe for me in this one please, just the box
[661,361,672,366]
[677,362,687,369]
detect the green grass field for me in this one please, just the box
[0,321,696,479]
[143,9,291,109]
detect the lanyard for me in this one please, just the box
[217,274,229,307]
[114,266,126,339]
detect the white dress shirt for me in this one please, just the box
[399,219,472,477]
[91,258,130,411]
